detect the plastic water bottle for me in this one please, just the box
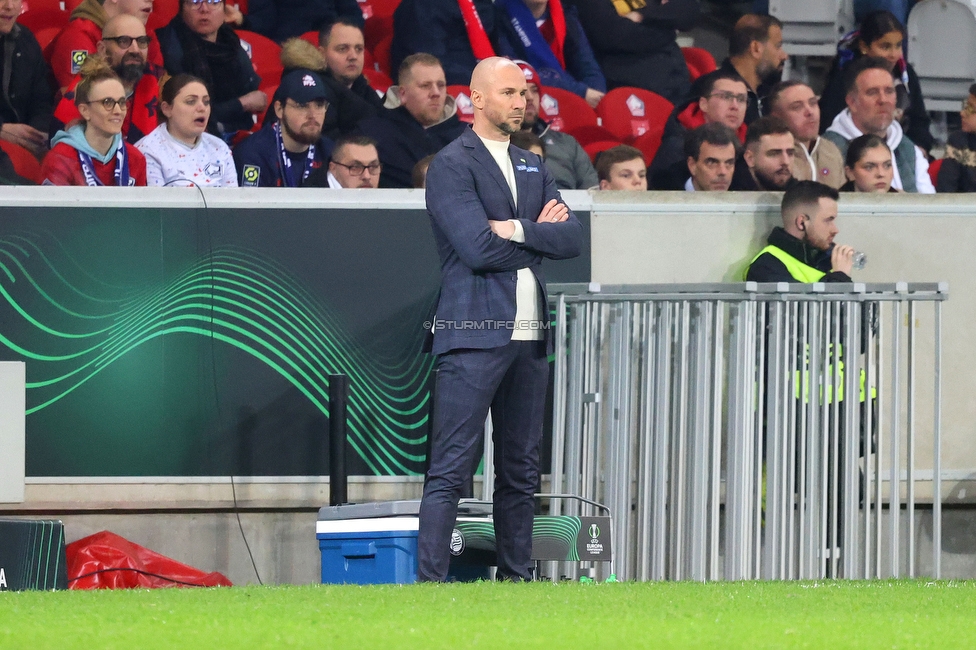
[853,251,867,270]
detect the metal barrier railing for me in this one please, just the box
[546,282,948,582]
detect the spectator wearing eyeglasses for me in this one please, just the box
[233,69,334,187]
[0,0,55,160]
[135,74,237,187]
[649,69,749,190]
[308,134,381,188]
[48,0,163,92]
[158,0,266,136]
[41,56,147,186]
[766,80,845,189]
[936,85,976,193]
[52,15,160,146]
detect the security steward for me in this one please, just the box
[746,181,854,282]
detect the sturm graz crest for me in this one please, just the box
[449,528,464,556]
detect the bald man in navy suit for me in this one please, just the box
[419,57,584,583]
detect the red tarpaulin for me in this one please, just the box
[66,531,233,589]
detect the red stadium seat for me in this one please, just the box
[17,8,68,33]
[583,140,624,165]
[596,87,672,142]
[631,127,665,166]
[300,30,319,47]
[682,47,717,77]
[367,0,400,19]
[0,140,42,184]
[928,157,943,188]
[363,15,393,52]
[538,87,597,133]
[372,33,392,76]
[567,124,619,147]
[146,0,180,33]
[32,24,60,52]
[21,0,64,12]
[362,68,392,94]
[237,29,283,88]
[235,0,248,14]
[446,84,474,123]
[63,0,84,10]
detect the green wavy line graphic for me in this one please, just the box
[0,235,435,475]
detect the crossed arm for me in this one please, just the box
[427,157,582,272]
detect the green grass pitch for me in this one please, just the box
[2,580,975,648]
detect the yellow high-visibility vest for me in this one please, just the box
[747,245,871,403]
[746,245,825,283]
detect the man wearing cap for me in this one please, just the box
[233,69,334,187]
[515,59,597,190]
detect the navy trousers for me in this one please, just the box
[417,339,549,582]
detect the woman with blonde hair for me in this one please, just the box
[41,56,147,186]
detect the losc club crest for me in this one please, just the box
[540,94,559,115]
[626,94,645,117]
[449,528,464,556]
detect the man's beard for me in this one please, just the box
[755,165,791,191]
[114,62,145,86]
[757,60,783,85]
[282,117,322,146]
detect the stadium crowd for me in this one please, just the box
[0,0,967,193]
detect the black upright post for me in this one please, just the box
[329,374,348,506]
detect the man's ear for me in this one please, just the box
[273,100,284,120]
[743,147,755,169]
[469,88,484,109]
[599,179,610,190]
[750,39,764,61]
[687,156,696,176]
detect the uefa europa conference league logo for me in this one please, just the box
[586,523,604,556]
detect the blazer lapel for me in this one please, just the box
[465,131,517,218]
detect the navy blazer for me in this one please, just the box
[426,128,583,356]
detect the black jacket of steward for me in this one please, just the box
[746,226,852,283]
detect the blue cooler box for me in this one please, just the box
[316,501,421,585]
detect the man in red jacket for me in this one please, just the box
[51,14,161,145]
[649,69,749,189]
[49,0,163,91]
